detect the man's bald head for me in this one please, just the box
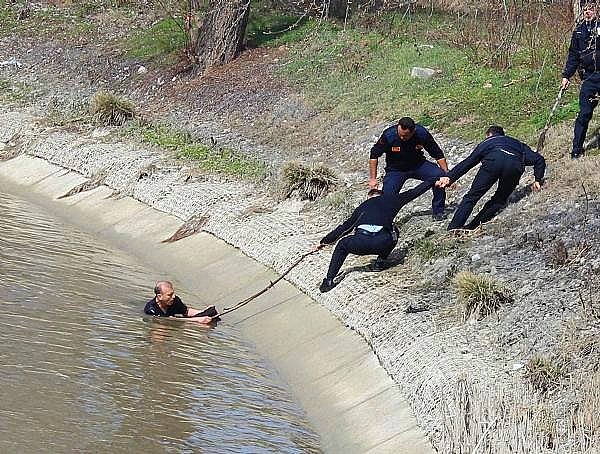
[154,281,174,295]
[154,281,176,309]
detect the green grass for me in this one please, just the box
[411,234,457,262]
[275,10,577,143]
[246,3,306,48]
[122,17,187,66]
[128,122,267,180]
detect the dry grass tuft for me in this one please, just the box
[89,90,135,126]
[280,161,338,201]
[569,371,600,450]
[454,271,512,321]
[439,377,556,453]
[524,355,567,394]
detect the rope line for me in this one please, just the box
[214,249,318,319]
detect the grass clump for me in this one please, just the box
[412,233,456,262]
[129,122,267,180]
[454,271,512,321]
[524,355,567,394]
[90,90,135,126]
[0,79,33,105]
[280,161,338,200]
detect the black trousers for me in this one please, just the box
[448,158,523,230]
[326,230,397,280]
[574,72,600,156]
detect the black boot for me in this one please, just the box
[370,258,386,272]
[319,278,336,293]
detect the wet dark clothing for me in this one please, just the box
[144,296,188,317]
[370,124,446,215]
[563,20,600,156]
[320,180,433,279]
[447,135,546,230]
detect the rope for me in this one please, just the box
[213,248,319,319]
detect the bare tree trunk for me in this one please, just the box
[573,0,581,23]
[327,0,350,18]
[188,0,250,73]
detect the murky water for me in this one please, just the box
[0,190,320,453]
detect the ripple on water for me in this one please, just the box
[0,191,321,453]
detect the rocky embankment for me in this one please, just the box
[2,32,600,451]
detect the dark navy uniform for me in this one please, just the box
[563,18,600,157]
[447,134,546,230]
[320,180,434,281]
[370,124,446,215]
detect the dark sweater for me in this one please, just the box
[321,180,434,244]
[448,135,546,183]
[370,124,445,171]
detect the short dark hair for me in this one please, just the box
[486,125,505,136]
[368,188,384,197]
[398,117,416,131]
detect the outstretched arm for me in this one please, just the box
[447,146,484,183]
[522,145,546,190]
[396,179,436,206]
[320,206,363,245]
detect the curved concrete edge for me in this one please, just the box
[0,155,434,454]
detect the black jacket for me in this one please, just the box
[321,180,434,244]
[448,135,546,183]
[370,124,445,171]
[563,20,600,79]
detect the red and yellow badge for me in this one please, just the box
[391,146,401,152]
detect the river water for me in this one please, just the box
[0,190,320,453]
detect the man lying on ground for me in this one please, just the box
[144,280,217,324]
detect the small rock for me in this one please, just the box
[91,127,111,138]
[411,67,437,79]
[471,253,481,262]
[137,65,147,75]
[511,363,524,371]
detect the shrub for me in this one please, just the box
[89,90,134,126]
[454,271,512,321]
[280,161,337,200]
[524,355,567,394]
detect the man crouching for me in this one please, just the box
[316,180,435,293]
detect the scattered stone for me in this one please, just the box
[137,65,147,75]
[410,67,437,79]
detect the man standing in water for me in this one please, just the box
[144,281,217,324]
